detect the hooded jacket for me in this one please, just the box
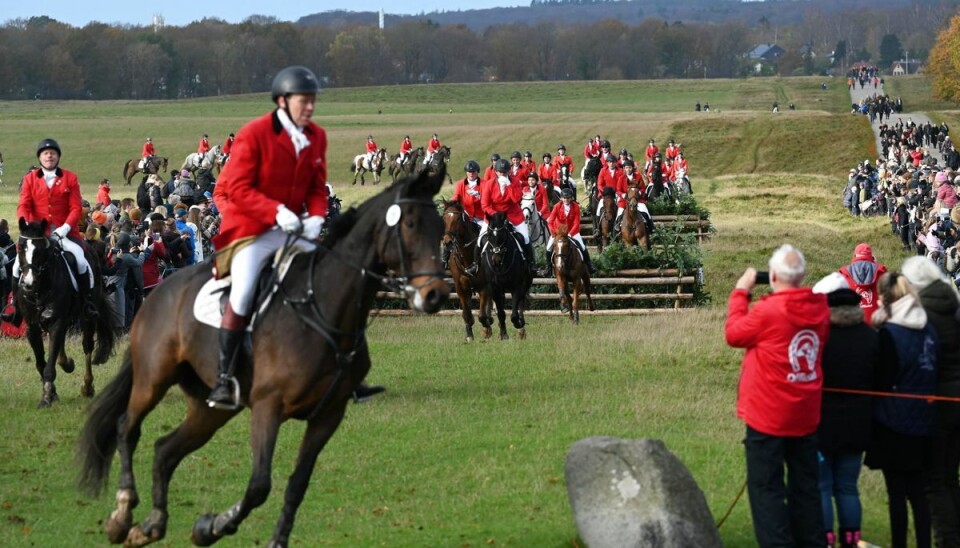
[726,287,831,436]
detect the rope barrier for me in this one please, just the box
[823,387,960,404]
[715,479,746,529]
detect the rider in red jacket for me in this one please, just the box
[546,187,593,274]
[596,154,626,219]
[472,158,537,275]
[4,138,97,323]
[208,66,329,410]
[444,160,485,271]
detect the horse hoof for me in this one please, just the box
[61,358,75,374]
[518,329,527,340]
[36,398,52,409]
[190,513,220,547]
[465,336,474,343]
[500,333,509,341]
[105,512,133,544]
[482,328,492,339]
[81,383,96,398]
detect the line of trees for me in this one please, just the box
[0,3,952,100]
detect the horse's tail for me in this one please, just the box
[122,161,131,182]
[91,290,117,365]
[77,347,133,496]
[349,163,357,173]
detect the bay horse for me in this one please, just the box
[15,219,116,407]
[78,168,450,548]
[426,145,453,185]
[350,148,387,185]
[596,186,618,253]
[552,224,594,324]
[441,200,491,341]
[622,185,651,251]
[480,212,532,340]
[389,147,424,183]
[123,156,169,185]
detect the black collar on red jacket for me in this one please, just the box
[34,167,63,177]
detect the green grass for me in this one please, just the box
[883,75,960,112]
[0,77,917,547]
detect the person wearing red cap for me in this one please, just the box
[838,243,888,325]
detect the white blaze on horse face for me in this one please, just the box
[22,240,36,287]
[555,239,564,270]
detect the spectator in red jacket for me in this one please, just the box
[725,244,831,548]
[97,178,112,207]
[838,243,888,325]
[207,66,328,410]
[546,187,593,274]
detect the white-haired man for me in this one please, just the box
[725,244,831,548]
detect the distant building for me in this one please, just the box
[892,63,905,76]
[747,43,786,74]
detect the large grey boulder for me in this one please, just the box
[565,437,722,548]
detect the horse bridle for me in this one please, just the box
[442,206,478,271]
[484,224,519,273]
[17,234,56,284]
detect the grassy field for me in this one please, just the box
[0,76,954,547]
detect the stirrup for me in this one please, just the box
[206,376,241,410]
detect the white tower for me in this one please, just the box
[152,14,165,33]
[379,9,384,30]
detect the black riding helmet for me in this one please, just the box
[557,144,566,152]
[271,65,320,103]
[560,188,574,199]
[622,159,635,169]
[601,140,611,148]
[511,151,522,160]
[37,138,61,157]
[490,153,501,161]
[464,160,480,172]
[542,152,552,160]
[495,159,511,173]
[524,151,532,158]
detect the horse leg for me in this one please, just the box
[267,399,350,548]
[583,271,595,312]
[493,290,508,340]
[478,290,492,339]
[556,273,570,314]
[124,399,239,547]
[455,282,475,342]
[191,401,283,546]
[513,285,527,340]
[81,320,95,398]
[571,278,581,325]
[38,323,68,407]
[27,324,45,380]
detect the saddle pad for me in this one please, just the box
[193,245,308,329]
[61,254,78,292]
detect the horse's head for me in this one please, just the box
[626,185,642,206]
[554,223,571,273]
[17,217,53,290]
[441,199,469,247]
[486,212,514,267]
[160,157,168,172]
[358,167,449,313]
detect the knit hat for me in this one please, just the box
[180,169,190,177]
[902,255,946,291]
[91,211,108,225]
[812,273,859,307]
[174,208,187,218]
[852,243,874,262]
[936,171,949,184]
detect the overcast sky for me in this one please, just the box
[3,1,528,27]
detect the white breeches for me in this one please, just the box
[479,219,529,245]
[635,202,650,216]
[13,235,91,287]
[546,233,584,251]
[228,229,316,317]
[597,201,625,219]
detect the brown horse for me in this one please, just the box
[389,147,424,183]
[122,156,168,185]
[597,186,618,253]
[552,224,594,324]
[441,200,491,341]
[350,148,387,185]
[622,185,651,250]
[78,168,450,548]
[426,145,453,185]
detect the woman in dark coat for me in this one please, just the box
[813,273,879,548]
[903,256,960,547]
[865,272,939,548]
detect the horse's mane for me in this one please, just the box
[602,186,617,198]
[557,223,570,238]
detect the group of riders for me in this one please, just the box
[439,135,692,278]
[136,132,236,171]
[358,133,446,172]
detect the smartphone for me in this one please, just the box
[755,271,770,285]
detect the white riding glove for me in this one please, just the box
[301,216,325,240]
[53,224,71,240]
[275,205,302,234]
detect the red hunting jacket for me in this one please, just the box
[596,166,626,203]
[522,184,550,218]
[552,155,575,177]
[365,140,378,154]
[213,110,328,248]
[538,163,557,184]
[142,142,155,158]
[481,175,524,225]
[451,177,485,220]
[198,137,210,155]
[222,136,234,155]
[548,200,581,236]
[18,167,84,239]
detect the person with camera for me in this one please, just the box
[725,244,831,548]
[838,243,888,325]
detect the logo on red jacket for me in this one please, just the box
[787,329,820,383]
[856,288,873,308]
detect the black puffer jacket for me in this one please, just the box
[817,301,880,455]
[916,280,960,426]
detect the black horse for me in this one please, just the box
[15,219,115,407]
[480,212,532,340]
[426,145,453,185]
[78,168,449,548]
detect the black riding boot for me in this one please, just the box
[642,212,655,236]
[441,243,451,272]
[523,242,538,276]
[465,237,483,276]
[0,275,21,327]
[582,247,596,275]
[207,303,247,410]
[78,270,99,319]
[353,383,386,403]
